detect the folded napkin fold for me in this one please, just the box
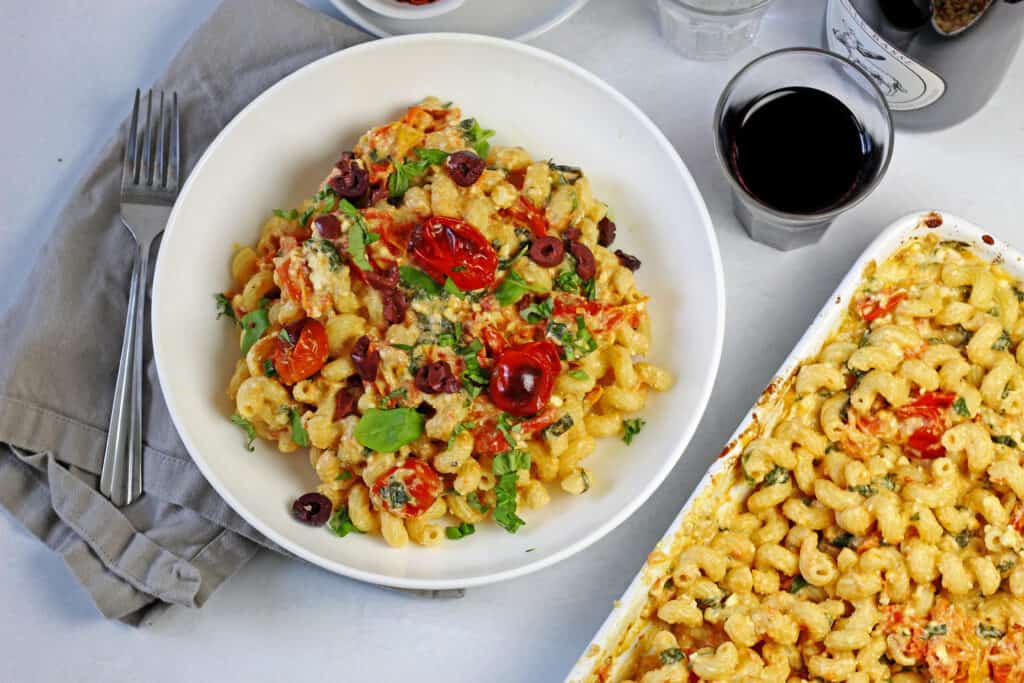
[0,0,454,625]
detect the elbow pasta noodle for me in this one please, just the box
[618,234,1024,682]
[217,99,672,546]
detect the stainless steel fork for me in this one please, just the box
[100,89,180,506]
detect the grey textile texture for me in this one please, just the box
[0,0,376,624]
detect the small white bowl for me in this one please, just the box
[354,0,465,20]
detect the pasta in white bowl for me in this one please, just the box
[151,35,723,589]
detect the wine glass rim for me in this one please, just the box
[711,47,895,223]
[669,0,776,17]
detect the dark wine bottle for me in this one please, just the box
[825,0,1024,130]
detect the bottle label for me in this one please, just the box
[826,0,946,111]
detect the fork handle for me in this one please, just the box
[126,244,150,504]
[100,250,142,506]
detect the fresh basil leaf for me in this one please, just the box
[354,408,425,452]
[417,148,450,165]
[288,407,309,448]
[273,208,299,220]
[520,297,554,324]
[214,293,237,324]
[444,277,465,299]
[399,265,442,298]
[262,358,277,378]
[338,199,377,271]
[492,449,531,476]
[445,522,475,540]
[239,305,270,355]
[230,414,257,452]
[327,506,364,538]
[459,118,495,158]
[493,471,524,533]
[495,270,545,307]
[553,269,582,293]
[622,418,646,445]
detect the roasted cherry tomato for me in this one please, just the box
[370,459,443,518]
[896,391,954,459]
[272,318,329,385]
[489,340,561,417]
[473,420,510,457]
[500,196,548,237]
[856,289,907,322]
[408,216,497,290]
[481,326,507,356]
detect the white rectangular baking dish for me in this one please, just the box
[566,210,1022,683]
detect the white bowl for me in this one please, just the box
[354,0,464,20]
[152,34,725,590]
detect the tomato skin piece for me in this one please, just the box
[273,318,329,385]
[489,340,561,417]
[370,459,443,519]
[473,421,510,457]
[481,326,506,356]
[856,290,907,322]
[895,391,956,459]
[408,216,497,290]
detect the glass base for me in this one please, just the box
[732,193,832,251]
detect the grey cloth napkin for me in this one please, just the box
[0,0,454,625]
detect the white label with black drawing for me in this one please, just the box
[826,0,946,111]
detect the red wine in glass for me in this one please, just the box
[728,87,874,215]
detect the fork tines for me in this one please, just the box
[122,89,179,195]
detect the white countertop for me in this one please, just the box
[3,1,1024,681]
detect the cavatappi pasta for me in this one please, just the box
[618,234,1024,683]
[219,98,671,547]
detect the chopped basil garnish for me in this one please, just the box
[335,471,353,481]
[1015,286,1024,303]
[493,469,525,533]
[993,435,1018,448]
[762,466,790,486]
[262,358,277,378]
[388,149,450,199]
[568,369,589,381]
[230,414,257,451]
[457,339,489,400]
[214,293,237,324]
[547,315,596,361]
[992,330,1012,351]
[305,237,342,271]
[850,483,876,497]
[976,623,1004,639]
[953,396,970,417]
[354,408,425,452]
[923,623,947,639]
[378,387,408,408]
[239,303,270,355]
[459,118,495,158]
[582,277,596,301]
[494,270,545,306]
[520,297,554,324]
[879,473,898,491]
[659,648,686,666]
[498,242,530,270]
[553,269,583,293]
[545,414,574,438]
[273,208,299,220]
[287,407,309,447]
[788,576,809,594]
[445,522,475,540]
[954,529,971,548]
[622,417,646,445]
[327,506,363,538]
[492,449,531,475]
[379,479,410,509]
[338,199,378,271]
[448,421,477,449]
[444,277,465,299]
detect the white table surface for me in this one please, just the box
[3,1,1023,681]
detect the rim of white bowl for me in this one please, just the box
[152,32,726,590]
[331,0,592,42]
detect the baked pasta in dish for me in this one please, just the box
[217,98,671,547]
[620,233,1024,682]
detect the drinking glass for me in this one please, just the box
[657,0,775,60]
[713,48,894,250]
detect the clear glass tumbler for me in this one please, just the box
[713,48,894,251]
[656,0,775,60]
